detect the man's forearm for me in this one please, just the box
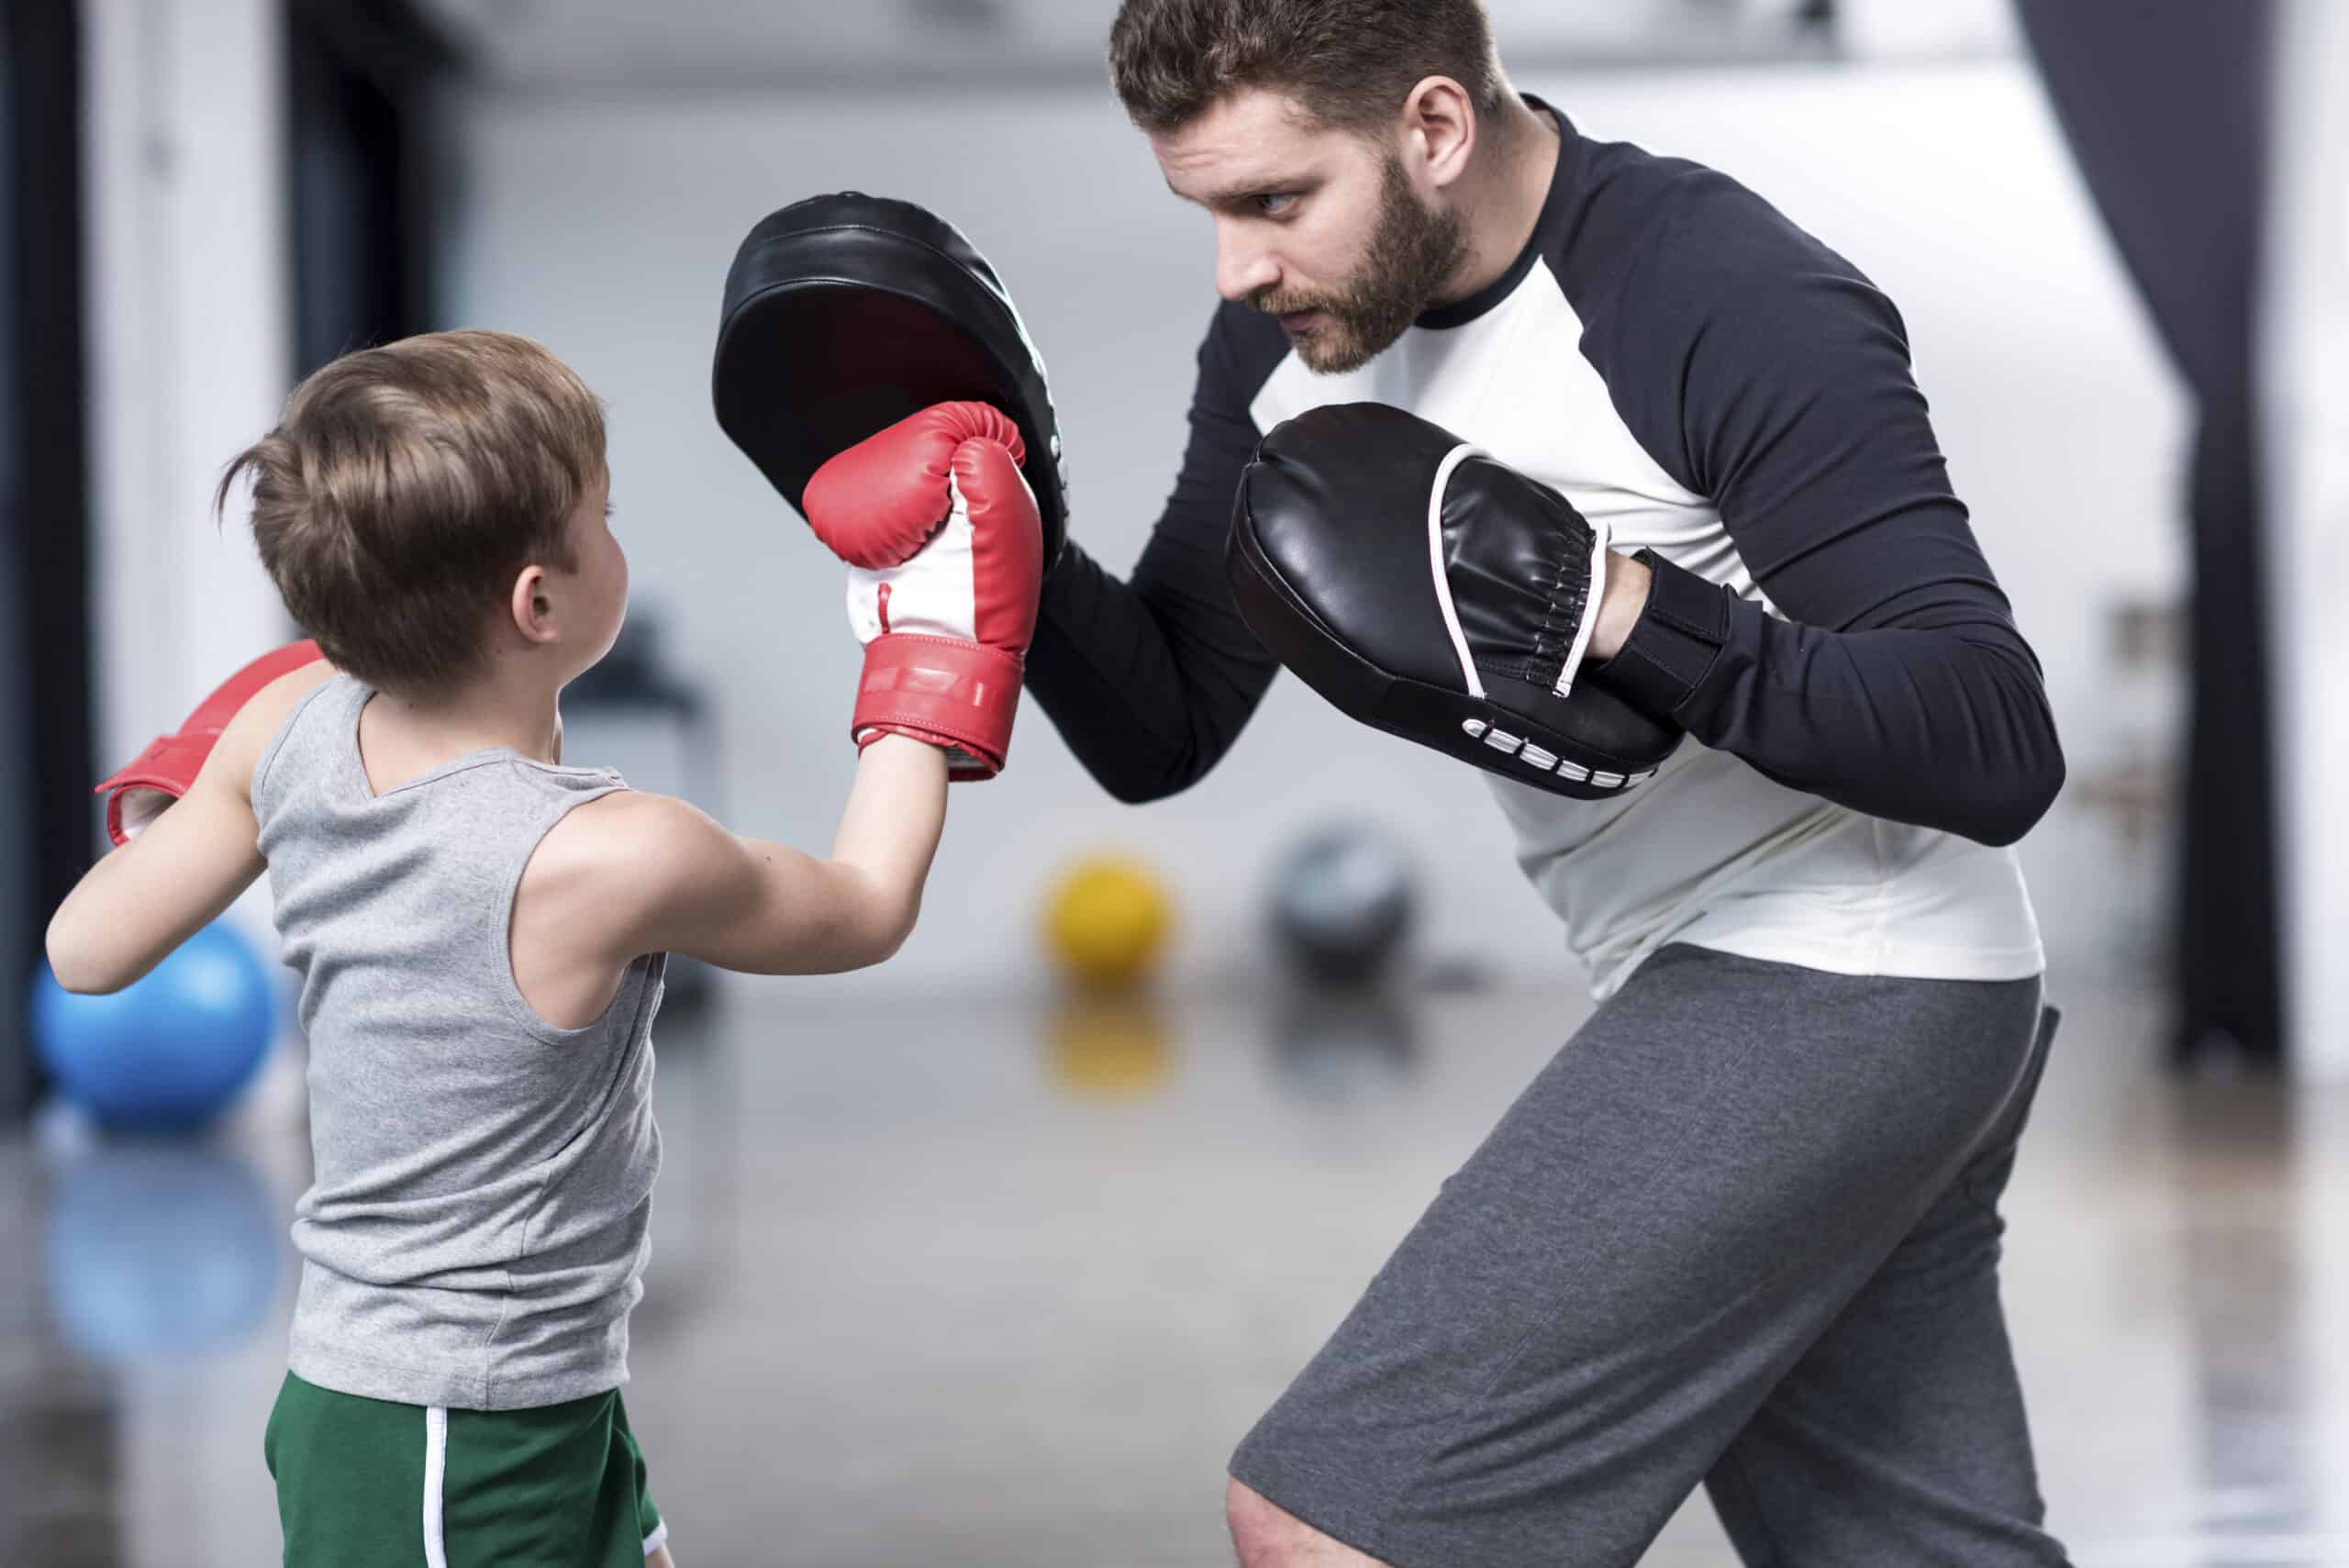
[1025,539,1278,805]
[1593,550,2065,846]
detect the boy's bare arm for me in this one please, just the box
[552,735,951,977]
[46,662,336,992]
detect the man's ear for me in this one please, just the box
[509,563,558,647]
[1402,75,1476,189]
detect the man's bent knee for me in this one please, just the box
[1225,1477,1390,1568]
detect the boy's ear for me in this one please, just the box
[509,563,557,646]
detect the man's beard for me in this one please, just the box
[1254,155,1467,374]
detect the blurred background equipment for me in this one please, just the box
[1041,853,1174,993]
[1265,825,1419,988]
[29,921,278,1134]
[1039,852,1177,1096]
[43,1141,280,1364]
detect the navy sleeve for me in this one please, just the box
[1023,304,1283,803]
[1584,183,2065,847]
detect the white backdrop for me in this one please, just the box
[440,59,2188,998]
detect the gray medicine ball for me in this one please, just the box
[1267,825,1419,984]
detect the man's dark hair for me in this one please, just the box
[1108,0,1509,137]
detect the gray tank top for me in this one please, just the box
[252,675,664,1410]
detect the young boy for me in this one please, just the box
[44,329,1046,1565]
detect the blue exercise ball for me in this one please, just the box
[46,1143,280,1363]
[29,920,277,1132]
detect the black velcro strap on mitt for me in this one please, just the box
[713,191,1069,570]
[1229,402,1682,801]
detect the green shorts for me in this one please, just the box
[263,1372,666,1567]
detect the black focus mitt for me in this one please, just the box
[1229,403,1681,800]
[713,191,1069,572]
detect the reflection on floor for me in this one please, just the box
[5,969,2345,1565]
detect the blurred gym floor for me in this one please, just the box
[6,970,2346,1565]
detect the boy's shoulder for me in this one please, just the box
[539,788,712,863]
[523,790,740,963]
[530,789,737,900]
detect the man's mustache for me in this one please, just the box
[1252,290,1340,317]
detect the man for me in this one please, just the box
[1021,2,2071,1564]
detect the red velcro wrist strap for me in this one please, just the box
[852,635,1023,779]
[95,735,201,845]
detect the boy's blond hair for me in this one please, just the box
[219,329,607,694]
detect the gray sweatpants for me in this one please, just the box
[1230,943,2065,1566]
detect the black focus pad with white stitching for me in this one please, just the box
[1228,403,1681,800]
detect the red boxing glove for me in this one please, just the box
[95,639,324,843]
[803,402,1044,779]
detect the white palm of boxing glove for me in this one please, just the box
[841,471,980,643]
[803,401,1044,779]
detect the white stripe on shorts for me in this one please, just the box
[422,1405,451,1568]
